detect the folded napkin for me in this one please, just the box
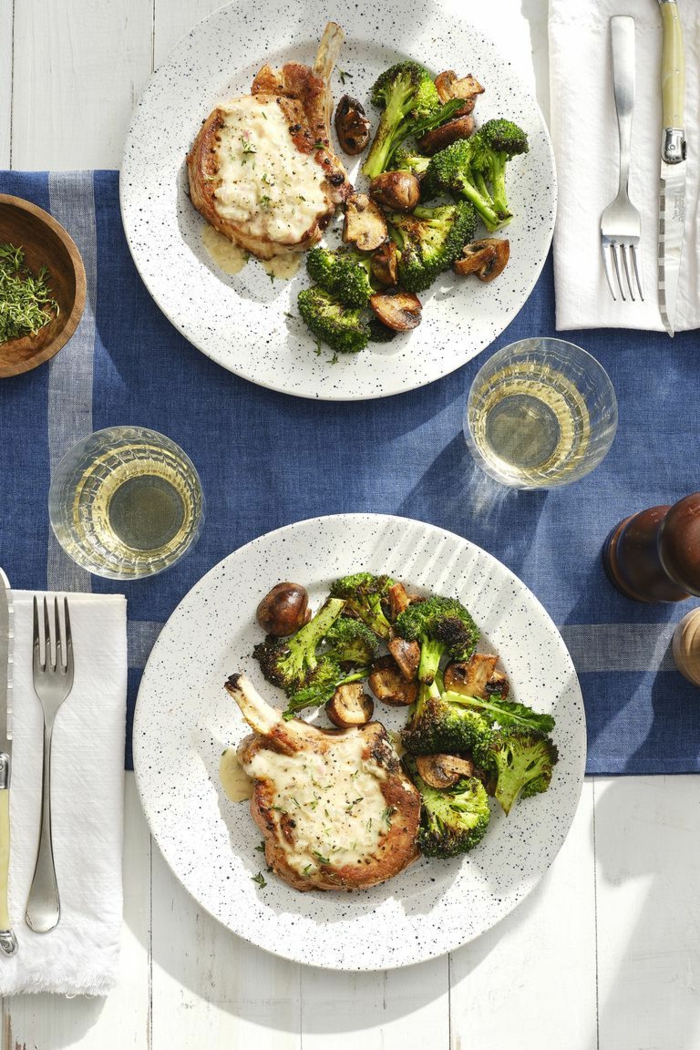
[0,592,127,996]
[549,0,700,331]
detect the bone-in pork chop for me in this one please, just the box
[225,674,421,892]
[187,24,351,261]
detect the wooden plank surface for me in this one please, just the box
[4,1,700,1047]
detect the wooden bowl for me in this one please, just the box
[0,194,87,378]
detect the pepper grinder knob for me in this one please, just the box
[602,493,700,602]
[673,608,700,686]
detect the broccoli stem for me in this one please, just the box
[455,176,504,232]
[417,636,444,685]
[294,597,346,654]
[489,159,511,219]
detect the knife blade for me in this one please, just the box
[0,570,18,956]
[657,0,687,337]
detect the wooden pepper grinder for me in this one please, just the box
[602,493,700,602]
[672,608,700,686]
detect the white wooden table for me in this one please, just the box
[3,2,700,1048]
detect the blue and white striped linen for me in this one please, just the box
[1,170,699,774]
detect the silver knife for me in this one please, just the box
[657,0,687,337]
[0,571,18,956]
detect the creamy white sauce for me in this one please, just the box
[242,732,390,876]
[201,225,249,274]
[213,95,329,251]
[261,254,302,280]
[219,747,254,802]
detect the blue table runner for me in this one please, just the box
[1,169,699,775]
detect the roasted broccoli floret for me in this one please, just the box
[402,693,494,757]
[385,202,476,292]
[362,62,463,179]
[395,595,479,687]
[405,757,491,857]
[297,287,370,354]
[391,146,432,180]
[329,572,395,639]
[368,317,398,343]
[470,119,529,222]
[253,596,346,693]
[488,728,558,815]
[324,617,380,666]
[424,120,528,231]
[440,689,555,734]
[284,664,369,717]
[283,619,378,715]
[306,247,373,308]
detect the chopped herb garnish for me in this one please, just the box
[241,138,257,155]
[251,872,267,888]
[338,69,353,85]
[313,851,330,865]
[254,841,266,853]
[260,194,272,209]
[302,863,313,876]
[382,806,397,825]
[0,244,59,344]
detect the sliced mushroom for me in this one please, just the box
[444,653,509,700]
[369,290,422,331]
[368,655,418,706]
[256,583,310,637]
[343,193,388,252]
[370,240,399,287]
[453,238,510,281]
[387,637,421,681]
[416,753,475,789]
[417,114,475,155]
[335,95,372,156]
[369,171,420,212]
[326,682,374,728]
[387,582,411,619]
[434,71,485,109]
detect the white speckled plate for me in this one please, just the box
[120,0,556,401]
[134,514,585,970]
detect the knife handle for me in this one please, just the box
[0,758,17,956]
[658,0,685,160]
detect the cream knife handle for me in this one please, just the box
[658,0,685,161]
[0,756,18,956]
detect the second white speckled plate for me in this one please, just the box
[133,514,585,970]
[120,0,556,401]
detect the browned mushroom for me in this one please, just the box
[369,171,420,212]
[434,71,485,110]
[343,193,388,252]
[334,95,372,156]
[326,682,374,728]
[453,239,510,281]
[256,583,310,637]
[415,754,475,789]
[417,114,475,155]
[387,581,411,618]
[387,637,421,681]
[370,240,398,287]
[368,655,418,706]
[444,653,510,699]
[369,291,422,331]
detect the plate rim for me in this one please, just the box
[133,511,586,970]
[119,1,558,402]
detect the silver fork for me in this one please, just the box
[26,597,74,933]
[600,15,644,302]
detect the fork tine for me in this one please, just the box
[602,244,618,301]
[63,598,73,677]
[32,596,42,673]
[54,597,62,672]
[629,244,644,301]
[610,244,626,302]
[43,597,53,670]
[620,245,635,302]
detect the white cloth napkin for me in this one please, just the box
[549,0,700,331]
[0,592,127,996]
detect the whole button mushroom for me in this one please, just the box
[256,583,310,637]
[369,171,421,213]
[334,95,372,156]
